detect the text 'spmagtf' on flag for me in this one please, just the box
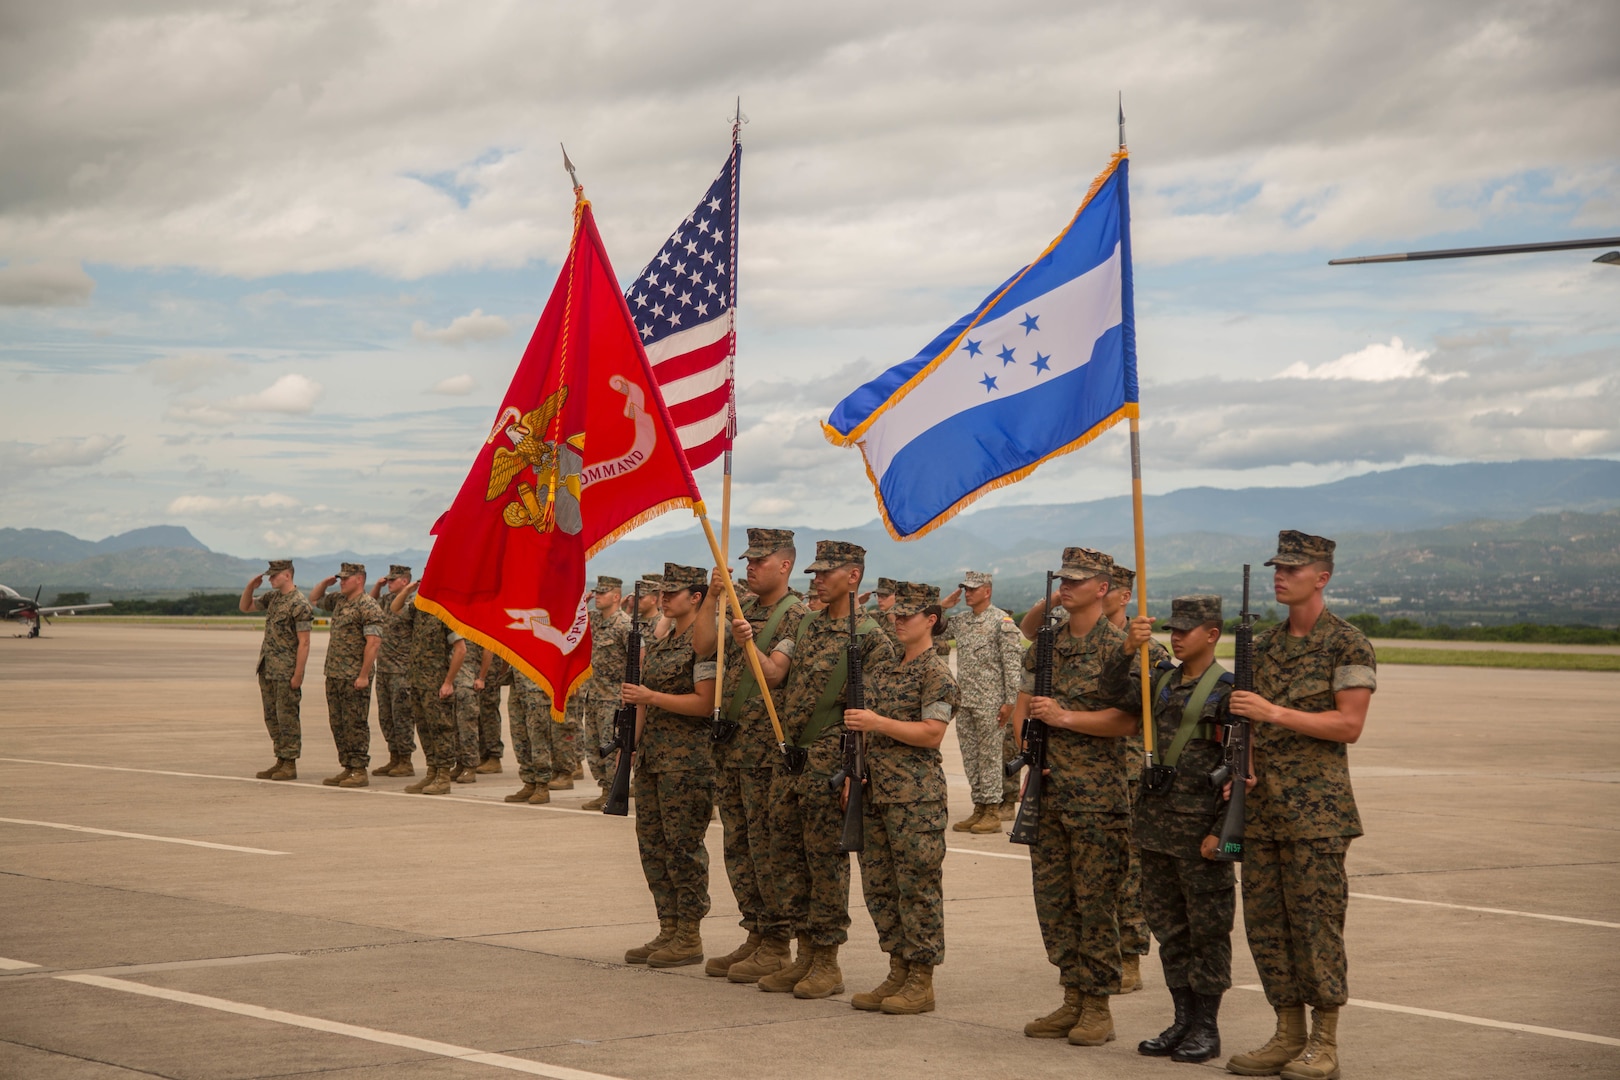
[824,151,1137,541]
[418,198,702,717]
[625,145,739,470]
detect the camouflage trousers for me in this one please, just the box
[568,695,614,790]
[858,799,948,966]
[413,687,457,769]
[478,683,505,759]
[324,676,373,769]
[257,670,302,761]
[372,670,416,757]
[1031,809,1130,994]
[1141,849,1235,995]
[510,682,555,786]
[955,705,1005,806]
[716,764,787,940]
[634,767,715,924]
[1242,837,1351,1008]
[453,686,482,767]
[1002,722,1020,805]
[1117,777,1150,956]
[768,761,852,948]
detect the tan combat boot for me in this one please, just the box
[1227,1004,1308,1076]
[527,787,551,805]
[793,943,844,999]
[1280,1008,1340,1080]
[476,756,502,774]
[970,806,1004,834]
[729,935,791,984]
[269,759,297,781]
[705,932,761,977]
[625,919,677,964]
[1025,986,1082,1037]
[339,768,369,788]
[504,783,537,803]
[404,768,435,794]
[647,920,704,968]
[951,805,984,832]
[581,792,608,812]
[880,962,935,1015]
[548,776,575,791]
[323,767,351,787]
[255,761,280,779]
[852,954,909,1011]
[447,762,465,781]
[370,755,397,776]
[453,765,476,784]
[998,798,1019,821]
[1067,994,1116,1045]
[572,763,584,780]
[758,935,814,992]
[386,758,415,777]
[1120,953,1143,993]
[422,768,452,795]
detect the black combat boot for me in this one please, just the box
[1171,990,1223,1063]
[1137,984,1194,1056]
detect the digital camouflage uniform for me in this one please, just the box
[405,603,463,770]
[577,604,631,791]
[949,581,1023,807]
[634,584,718,927]
[715,542,807,943]
[252,579,314,762]
[1021,549,1137,995]
[511,672,556,787]
[478,652,509,761]
[770,543,896,949]
[318,582,383,770]
[452,640,485,768]
[373,571,417,759]
[1118,633,1172,960]
[860,583,956,968]
[1103,596,1236,997]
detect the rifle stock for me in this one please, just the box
[1006,571,1057,846]
[833,592,866,854]
[603,581,644,816]
[1209,565,1253,860]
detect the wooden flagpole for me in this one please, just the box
[697,508,788,750]
[711,103,744,718]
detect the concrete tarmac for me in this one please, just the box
[2,624,1616,1080]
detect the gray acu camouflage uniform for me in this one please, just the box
[950,598,1023,806]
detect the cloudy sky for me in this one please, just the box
[2,0,1617,558]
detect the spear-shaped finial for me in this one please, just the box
[731,97,746,145]
[1118,92,1126,149]
[560,143,581,195]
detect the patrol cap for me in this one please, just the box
[661,563,707,590]
[804,539,866,573]
[1109,564,1136,591]
[337,562,365,579]
[959,570,992,589]
[874,576,898,596]
[1054,547,1113,582]
[1165,594,1223,631]
[891,580,940,618]
[386,564,412,580]
[1265,529,1336,568]
[638,572,665,592]
[740,527,795,559]
[592,575,624,593]
[266,559,294,575]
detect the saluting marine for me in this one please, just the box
[310,563,383,788]
[240,559,312,781]
[369,566,418,777]
[394,580,466,796]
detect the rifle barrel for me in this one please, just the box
[1329,236,1620,265]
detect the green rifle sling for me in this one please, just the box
[1155,661,1227,769]
[723,593,798,725]
[792,609,879,749]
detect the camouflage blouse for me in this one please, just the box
[716,591,807,770]
[452,640,484,689]
[586,608,633,700]
[1247,610,1376,841]
[952,604,1024,712]
[1019,615,1134,815]
[635,622,717,774]
[1121,635,1173,762]
[780,609,895,786]
[405,605,463,693]
[375,591,415,674]
[252,588,313,677]
[319,592,383,680]
[866,650,955,805]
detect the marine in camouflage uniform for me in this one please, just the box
[1226,531,1376,1080]
[868,577,900,650]
[244,559,313,778]
[848,581,956,1015]
[1104,594,1235,1062]
[575,577,632,809]
[625,563,717,967]
[451,639,486,780]
[947,570,1023,832]
[1017,547,1139,1047]
[762,540,895,999]
[477,651,509,769]
[399,585,466,795]
[507,672,558,803]
[370,566,417,775]
[313,564,383,785]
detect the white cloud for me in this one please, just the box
[141,353,247,390]
[412,309,511,345]
[0,259,94,306]
[1278,337,1461,383]
[428,373,476,395]
[167,492,301,515]
[23,433,124,467]
[167,372,323,425]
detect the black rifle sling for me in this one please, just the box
[1156,661,1227,769]
[723,593,798,726]
[793,610,879,749]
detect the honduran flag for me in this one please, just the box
[824,151,1138,540]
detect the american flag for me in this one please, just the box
[624,146,739,470]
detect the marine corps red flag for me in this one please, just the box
[416,197,702,718]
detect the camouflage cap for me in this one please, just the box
[1165,594,1223,631]
[638,572,665,593]
[874,576,898,596]
[336,562,365,578]
[266,559,293,574]
[891,580,940,618]
[1265,529,1336,568]
[386,564,412,580]
[661,563,707,590]
[804,539,866,573]
[959,570,992,589]
[592,575,624,593]
[1054,546,1114,582]
[740,527,795,559]
[1109,564,1136,590]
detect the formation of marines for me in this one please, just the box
[242,526,1372,1079]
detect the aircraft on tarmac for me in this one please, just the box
[0,584,112,637]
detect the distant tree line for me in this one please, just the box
[101,593,247,616]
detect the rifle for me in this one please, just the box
[709,586,740,744]
[1005,571,1057,846]
[1209,564,1254,860]
[602,581,643,816]
[829,592,866,853]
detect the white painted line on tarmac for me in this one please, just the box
[58,974,628,1078]
[1234,985,1620,1047]
[1349,891,1620,929]
[946,845,1033,861]
[0,817,288,855]
[0,957,41,970]
[1,952,301,982]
